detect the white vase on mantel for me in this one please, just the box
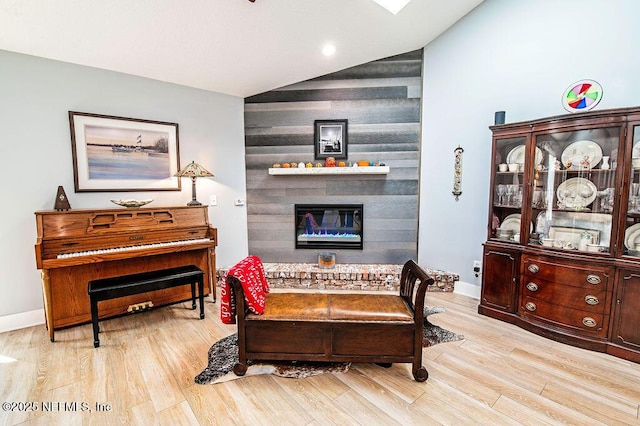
[601,156,610,170]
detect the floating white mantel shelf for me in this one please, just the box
[268,166,390,176]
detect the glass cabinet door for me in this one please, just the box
[624,124,640,257]
[528,127,619,253]
[491,136,527,243]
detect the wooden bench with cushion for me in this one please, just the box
[228,259,434,381]
[88,265,205,348]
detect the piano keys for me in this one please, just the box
[56,237,211,259]
[34,205,217,341]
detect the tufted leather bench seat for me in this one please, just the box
[250,293,414,323]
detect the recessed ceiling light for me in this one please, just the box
[322,44,336,56]
[372,0,412,14]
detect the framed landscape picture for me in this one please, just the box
[314,119,348,160]
[69,111,181,192]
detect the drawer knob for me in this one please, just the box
[528,264,540,273]
[584,295,599,305]
[586,274,601,285]
[526,282,539,292]
[582,317,597,328]
[525,302,537,312]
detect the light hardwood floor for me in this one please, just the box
[1,291,639,425]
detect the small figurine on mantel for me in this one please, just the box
[54,186,71,211]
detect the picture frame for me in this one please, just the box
[314,119,348,160]
[69,111,181,192]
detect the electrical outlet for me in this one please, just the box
[473,260,482,277]
[234,198,245,206]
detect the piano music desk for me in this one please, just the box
[88,265,205,348]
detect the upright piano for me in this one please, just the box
[34,205,217,341]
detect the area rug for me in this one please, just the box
[194,306,463,384]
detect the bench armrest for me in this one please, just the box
[228,275,247,321]
[399,259,434,325]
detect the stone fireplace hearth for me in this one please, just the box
[217,262,458,293]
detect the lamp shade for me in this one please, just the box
[174,161,214,178]
[174,161,213,206]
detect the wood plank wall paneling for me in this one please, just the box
[244,49,423,265]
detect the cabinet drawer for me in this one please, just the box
[523,256,610,291]
[522,278,607,314]
[520,296,608,338]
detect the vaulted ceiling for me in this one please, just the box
[0,0,483,97]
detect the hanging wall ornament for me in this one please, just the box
[452,146,464,201]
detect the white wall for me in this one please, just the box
[0,50,249,327]
[419,0,640,290]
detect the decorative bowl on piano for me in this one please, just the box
[110,199,153,208]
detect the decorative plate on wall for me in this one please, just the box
[562,79,603,113]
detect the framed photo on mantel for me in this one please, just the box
[69,111,181,192]
[314,119,348,160]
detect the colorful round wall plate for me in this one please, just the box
[562,79,603,113]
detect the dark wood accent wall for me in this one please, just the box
[244,50,423,264]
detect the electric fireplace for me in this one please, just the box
[295,204,363,250]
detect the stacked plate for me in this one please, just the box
[496,214,531,240]
[496,228,513,240]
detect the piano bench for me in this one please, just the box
[88,265,205,348]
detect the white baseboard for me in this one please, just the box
[0,309,45,333]
[453,280,481,299]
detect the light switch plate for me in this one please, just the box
[209,195,217,206]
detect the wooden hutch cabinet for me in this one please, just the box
[479,106,640,363]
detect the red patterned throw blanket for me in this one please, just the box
[220,255,270,324]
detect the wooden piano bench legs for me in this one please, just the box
[87,265,205,348]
